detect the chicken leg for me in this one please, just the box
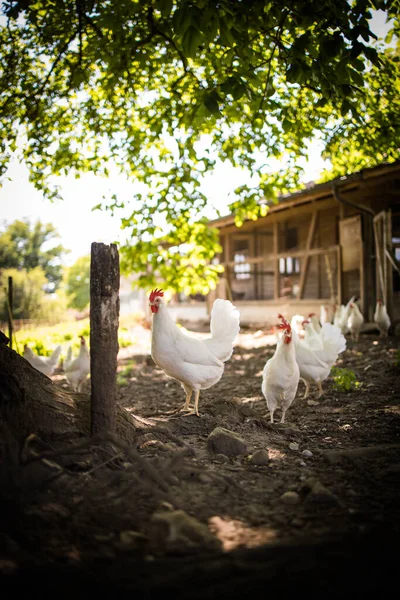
[193,390,200,417]
[317,381,324,398]
[182,384,193,411]
[302,381,310,399]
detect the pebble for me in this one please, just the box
[307,400,319,406]
[302,449,313,458]
[280,491,301,505]
[249,449,270,465]
[207,427,248,457]
[289,442,299,451]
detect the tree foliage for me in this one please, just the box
[63,255,90,310]
[0,219,69,289]
[0,0,399,293]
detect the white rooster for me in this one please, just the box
[23,344,62,377]
[149,288,240,416]
[261,314,300,424]
[293,319,346,398]
[374,300,391,337]
[64,336,90,391]
[347,302,364,341]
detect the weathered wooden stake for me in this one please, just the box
[7,276,13,349]
[90,242,120,435]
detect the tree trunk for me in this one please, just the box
[0,342,137,445]
[90,242,120,435]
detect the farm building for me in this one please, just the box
[207,160,400,326]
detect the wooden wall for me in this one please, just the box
[214,165,400,320]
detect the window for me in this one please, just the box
[279,257,300,275]
[232,238,251,280]
[234,253,251,279]
[286,227,298,250]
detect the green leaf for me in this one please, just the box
[182,26,202,58]
[204,91,221,115]
[157,0,173,17]
[172,6,192,35]
[265,81,275,97]
[219,20,235,46]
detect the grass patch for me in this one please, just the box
[13,317,136,357]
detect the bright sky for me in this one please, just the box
[0,10,391,266]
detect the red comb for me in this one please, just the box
[277,314,290,330]
[308,312,316,317]
[149,288,164,302]
[302,319,310,326]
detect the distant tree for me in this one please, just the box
[0,219,69,290]
[64,255,90,310]
[0,267,47,320]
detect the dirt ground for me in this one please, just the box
[116,324,400,546]
[1,323,400,596]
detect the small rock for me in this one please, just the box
[214,453,229,463]
[289,442,299,451]
[249,449,270,465]
[117,530,148,551]
[0,534,19,555]
[36,503,70,518]
[307,400,319,406]
[302,477,340,506]
[299,460,307,467]
[0,560,18,575]
[280,491,301,505]
[302,449,313,458]
[207,427,248,457]
[150,510,222,554]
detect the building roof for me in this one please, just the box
[209,159,400,228]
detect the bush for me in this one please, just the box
[330,367,361,392]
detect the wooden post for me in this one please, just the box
[90,242,120,435]
[273,222,279,300]
[336,245,342,306]
[7,276,13,350]
[296,211,317,299]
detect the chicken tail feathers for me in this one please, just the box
[64,346,72,369]
[206,298,240,362]
[47,344,62,368]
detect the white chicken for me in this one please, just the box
[333,296,356,334]
[320,305,330,325]
[293,319,346,398]
[261,314,299,424]
[290,314,306,338]
[64,336,90,391]
[308,312,321,333]
[374,300,391,337]
[347,302,364,341]
[23,344,62,377]
[149,288,240,416]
